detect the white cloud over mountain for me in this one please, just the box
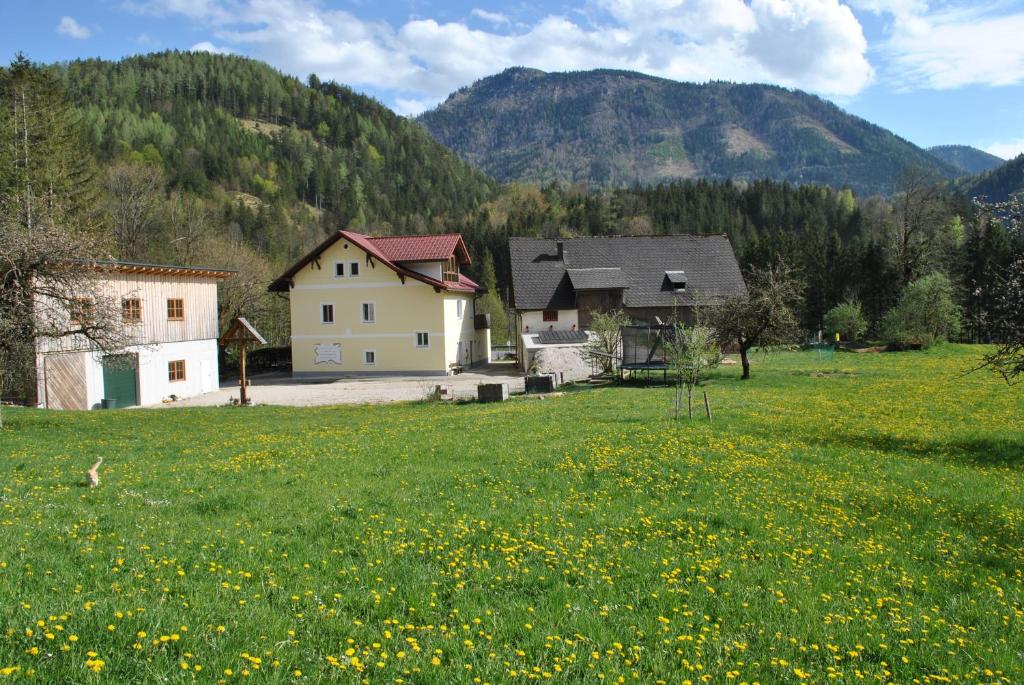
[120,0,1024,115]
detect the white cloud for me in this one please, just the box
[394,97,439,117]
[56,16,92,40]
[190,41,233,55]
[746,0,872,93]
[123,0,876,108]
[861,1,1024,90]
[985,139,1023,161]
[471,9,510,26]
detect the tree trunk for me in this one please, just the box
[740,346,751,380]
[687,387,692,419]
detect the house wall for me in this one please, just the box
[404,262,444,280]
[442,295,489,368]
[288,238,449,375]
[577,290,624,329]
[625,306,694,325]
[518,309,580,334]
[35,273,219,354]
[37,339,219,409]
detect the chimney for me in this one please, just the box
[556,240,564,261]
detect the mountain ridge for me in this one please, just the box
[927,145,1004,176]
[418,67,960,196]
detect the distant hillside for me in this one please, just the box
[417,68,959,196]
[928,145,1004,175]
[55,51,497,255]
[963,153,1024,202]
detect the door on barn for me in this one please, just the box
[102,354,139,407]
[200,359,213,393]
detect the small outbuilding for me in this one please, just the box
[35,261,235,409]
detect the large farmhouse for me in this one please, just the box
[35,261,235,409]
[269,230,491,376]
[509,235,746,365]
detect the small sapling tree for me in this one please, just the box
[586,309,631,374]
[665,321,721,419]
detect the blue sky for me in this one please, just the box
[5,0,1024,159]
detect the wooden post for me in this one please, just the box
[687,387,692,420]
[239,340,248,406]
[703,390,712,421]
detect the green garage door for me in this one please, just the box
[102,355,138,408]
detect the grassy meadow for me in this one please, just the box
[0,345,1021,684]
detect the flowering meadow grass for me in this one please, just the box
[0,344,1021,684]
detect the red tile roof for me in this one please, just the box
[268,230,481,294]
[369,234,470,263]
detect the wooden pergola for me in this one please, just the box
[219,317,267,406]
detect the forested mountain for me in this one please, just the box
[928,145,1004,175]
[418,68,959,196]
[963,153,1024,202]
[56,51,497,255]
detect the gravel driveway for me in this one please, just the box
[163,363,526,407]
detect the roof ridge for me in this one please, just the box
[510,233,730,240]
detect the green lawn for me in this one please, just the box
[0,345,1021,684]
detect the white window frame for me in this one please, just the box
[415,331,430,348]
[333,261,345,278]
[456,299,464,319]
[349,261,360,277]
[363,350,376,366]
[321,302,335,324]
[361,301,376,324]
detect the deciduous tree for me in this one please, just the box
[711,261,803,380]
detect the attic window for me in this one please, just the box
[443,256,459,282]
[666,270,687,293]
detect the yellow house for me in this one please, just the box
[269,230,491,376]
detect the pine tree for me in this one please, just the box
[476,252,510,345]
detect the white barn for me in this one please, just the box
[35,261,235,409]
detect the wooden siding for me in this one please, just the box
[36,273,220,353]
[43,352,87,410]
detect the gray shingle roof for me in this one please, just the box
[509,235,746,310]
[567,267,630,290]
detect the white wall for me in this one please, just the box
[79,338,219,409]
[443,294,477,368]
[519,309,580,334]
[404,262,444,280]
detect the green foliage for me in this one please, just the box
[420,68,959,195]
[665,322,721,419]
[1,55,114,401]
[1,347,1022,681]
[54,50,497,239]
[711,261,803,379]
[0,54,106,240]
[823,300,868,342]
[475,252,510,343]
[881,273,962,348]
[585,309,631,374]
[962,153,1024,202]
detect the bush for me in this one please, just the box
[823,300,868,342]
[881,273,961,348]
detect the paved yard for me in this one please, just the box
[164,364,526,407]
